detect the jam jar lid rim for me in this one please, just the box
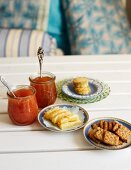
[7,85,36,99]
[29,72,56,84]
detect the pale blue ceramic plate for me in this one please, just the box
[62,78,103,100]
[83,117,131,150]
[38,104,89,132]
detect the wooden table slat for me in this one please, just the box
[0,150,130,170]
[0,56,131,170]
[0,110,130,132]
[1,62,131,74]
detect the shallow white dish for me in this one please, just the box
[83,117,131,150]
[38,104,89,132]
[62,78,103,100]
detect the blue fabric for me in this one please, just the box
[0,0,40,29]
[48,0,63,35]
[48,0,71,54]
[63,0,131,55]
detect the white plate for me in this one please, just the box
[38,104,89,132]
[83,117,131,150]
[62,78,103,100]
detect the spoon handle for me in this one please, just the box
[0,76,16,98]
[39,55,43,78]
[37,47,44,78]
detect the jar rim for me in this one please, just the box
[7,85,36,99]
[29,72,56,85]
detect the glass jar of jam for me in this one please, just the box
[29,72,57,108]
[7,85,38,125]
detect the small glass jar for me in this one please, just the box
[29,72,57,108]
[7,85,38,125]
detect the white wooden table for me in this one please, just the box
[0,55,131,170]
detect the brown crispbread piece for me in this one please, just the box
[88,128,100,143]
[92,127,122,146]
[93,127,104,142]
[115,125,131,142]
[91,123,99,129]
[108,122,113,131]
[99,120,104,129]
[88,120,131,147]
[103,121,108,130]
[113,122,120,132]
[91,120,123,132]
[103,131,120,146]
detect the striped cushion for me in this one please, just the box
[0,0,69,55]
[0,29,63,57]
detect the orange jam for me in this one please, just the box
[29,73,57,108]
[8,86,38,125]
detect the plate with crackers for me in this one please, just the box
[62,77,103,100]
[83,117,131,150]
[38,104,89,132]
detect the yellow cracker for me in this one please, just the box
[49,109,71,120]
[73,77,88,85]
[58,114,79,125]
[44,107,60,119]
[59,120,81,130]
[52,111,72,124]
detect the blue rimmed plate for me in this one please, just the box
[38,104,89,132]
[83,117,131,150]
[62,78,103,100]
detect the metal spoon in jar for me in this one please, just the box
[37,47,44,78]
[0,76,16,98]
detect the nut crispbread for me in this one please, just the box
[88,128,100,143]
[103,131,121,146]
[94,127,104,142]
[115,125,131,142]
[92,120,121,132]
[88,120,131,146]
[93,127,122,146]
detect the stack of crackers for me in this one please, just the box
[88,120,131,146]
[73,77,90,95]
